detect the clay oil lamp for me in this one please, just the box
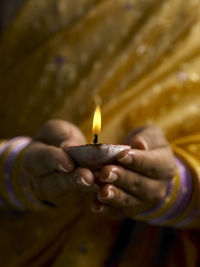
[65,105,131,170]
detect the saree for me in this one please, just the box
[0,0,200,266]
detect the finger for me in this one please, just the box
[117,147,176,180]
[73,167,98,190]
[31,171,76,199]
[122,125,168,150]
[31,168,97,200]
[24,141,75,175]
[99,165,168,203]
[99,165,167,201]
[97,184,146,216]
[35,119,86,147]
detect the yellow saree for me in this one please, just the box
[0,0,200,266]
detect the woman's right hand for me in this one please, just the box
[23,119,97,207]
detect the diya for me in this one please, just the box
[65,144,131,170]
[65,105,131,170]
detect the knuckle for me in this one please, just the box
[118,171,126,185]
[120,194,133,208]
[131,174,142,191]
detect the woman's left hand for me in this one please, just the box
[91,125,177,219]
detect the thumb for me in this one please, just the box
[35,119,86,148]
[122,125,168,150]
[24,141,75,176]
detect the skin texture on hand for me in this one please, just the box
[23,122,176,217]
[90,125,177,220]
[23,119,97,205]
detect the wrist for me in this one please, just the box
[135,156,192,226]
[0,137,47,211]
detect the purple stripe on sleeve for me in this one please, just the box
[147,157,192,225]
[168,158,192,218]
[0,137,30,209]
[0,137,29,156]
[147,176,186,224]
[4,139,31,209]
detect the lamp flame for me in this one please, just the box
[92,105,101,135]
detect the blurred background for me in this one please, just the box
[0,0,25,33]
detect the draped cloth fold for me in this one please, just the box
[0,0,200,266]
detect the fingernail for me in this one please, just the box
[98,189,115,200]
[58,163,71,173]
[91,204,104,213]
[60,141,71,149]
[76,177,91,186]
[118,154,132,164]
[138,137,149,150]
[107,189,115,199]
[141,139,149,150]
[105,171,118,182]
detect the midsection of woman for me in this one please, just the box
[0,0,199,140]
[0,0,200,266]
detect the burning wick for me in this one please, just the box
[92,105,101,144]
[93,134,98,144]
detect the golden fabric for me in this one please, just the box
[0,0,200,266]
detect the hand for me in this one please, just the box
[23,119,97,206]
[92,125,176,220]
